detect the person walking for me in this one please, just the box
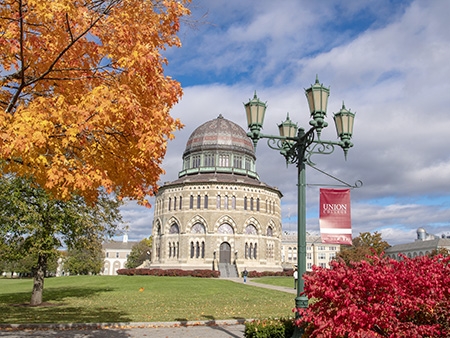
[293,266,298,289]
[243,268,248,283]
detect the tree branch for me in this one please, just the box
[5,0,123,115]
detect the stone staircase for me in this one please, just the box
[218,263,238,278]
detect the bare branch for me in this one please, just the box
[5,0,123,115]
[65,13,74,42]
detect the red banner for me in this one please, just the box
[319,188,352,245]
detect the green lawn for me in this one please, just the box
[0,276,295,324]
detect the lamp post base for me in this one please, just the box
[291,295,309,338]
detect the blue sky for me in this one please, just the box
[120,0,450,245]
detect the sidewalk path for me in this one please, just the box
[228,277,297,294]
[0,279,296,337]
[0,321,246,338]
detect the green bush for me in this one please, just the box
[245,318,295,338]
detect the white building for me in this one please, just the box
[102,234,137,275]
[281,233,341,271]
[385,227,450,259]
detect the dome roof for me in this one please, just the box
[183,114,254,158]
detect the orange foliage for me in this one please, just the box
[0,0,190,206]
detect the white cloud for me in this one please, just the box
[121,0,450,246]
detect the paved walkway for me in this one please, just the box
[0,278,297,338]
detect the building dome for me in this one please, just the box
[151,114,283,274]
[183,114,254,157]
[179,115,258,179]
[417,227,427,241]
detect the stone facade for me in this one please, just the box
[150,115,283,273]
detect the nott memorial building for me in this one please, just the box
[150,115,283,276]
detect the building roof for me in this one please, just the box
[183,114,255,158]
[102,241,137,251]
[385,238,450,254]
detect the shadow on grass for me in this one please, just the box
[0,286,132,324]
[0,285,113,305]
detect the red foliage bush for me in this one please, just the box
[116,268,220,278]
[248,270,292,278]
[295,254,450,337]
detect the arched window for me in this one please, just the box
[174,197,177,210]
[191,223,205,234]
[245,243,248,259]
[245,225,257,235]
[154,224,161,236]
[244,197,247,210]
[169,223,179,234]
[224,195,229,209]
[197,194,201,209]
[179,196,182,210]
[204,195,208,209]
[256,198,260,211]
[190,242,194,258]
[190,195,194,209]
[250,197,254,211]
[232,196,236,209]
[218,224,234,234]
[201,242,205,258]
[254,243,257,259]
[267,226,273,237]
[168,197,171,211]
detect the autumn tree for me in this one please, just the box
[0,175,122,305]
[337,231,390,265]
[125,236,152,268]
[0,0,190,206]
[430,247,449,257]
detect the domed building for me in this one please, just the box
[150,115,283,276]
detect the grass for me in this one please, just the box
[0,276,295,324]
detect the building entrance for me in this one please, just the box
[219,242,231,264]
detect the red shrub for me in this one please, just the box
[295,254,450,337]
[116,268,220,278]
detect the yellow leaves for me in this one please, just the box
[1,0,190,205]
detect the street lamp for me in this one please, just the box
[244,76,355,337]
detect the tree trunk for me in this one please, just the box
[30,253,47,306]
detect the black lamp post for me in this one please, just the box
[244,76,355,337]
